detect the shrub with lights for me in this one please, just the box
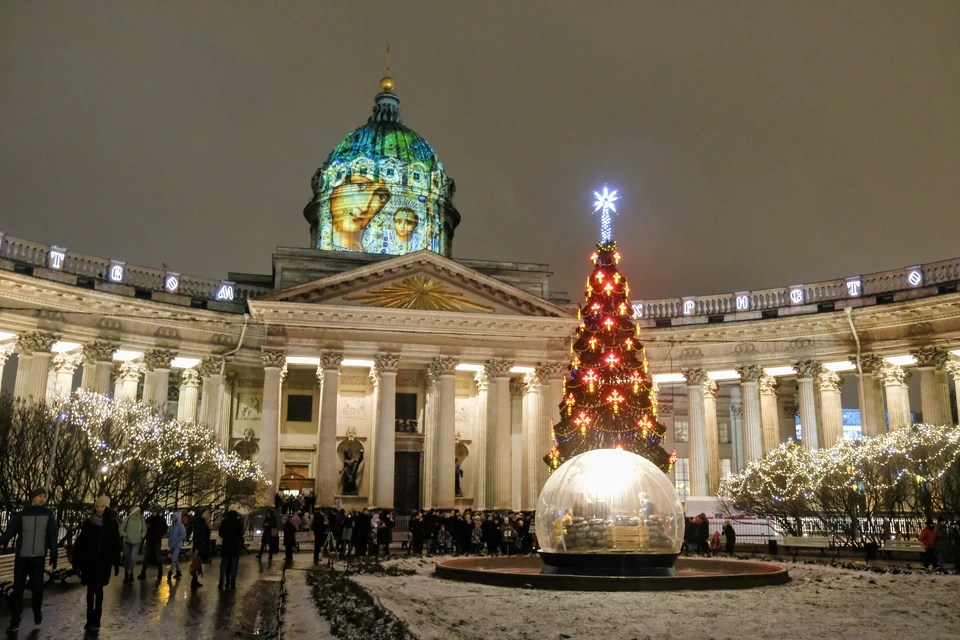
[720,424,960,545]
[545,188,675,473]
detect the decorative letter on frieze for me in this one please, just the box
[911,346,949,369]
[484,359,514,379]
[682,368,708,386]
[433,356,460,376]
[319,350,343,371]
[374,353,401,375]
[261,348,286,369]
[82,340,118,364]
[535,361,568,385]
[143,349,176,371]
[878,363,905,385]
[735,364,764,383]
[818,370,842,393]
[16,331,59,355]
[758,373,778,395]
[792,360,823,380]
[703,379,718,400]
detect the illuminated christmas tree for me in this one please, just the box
[545,187,675,473]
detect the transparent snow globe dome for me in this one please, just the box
[535,449,684,556]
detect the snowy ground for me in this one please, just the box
[348,557,960,640]
[282,568,335,640]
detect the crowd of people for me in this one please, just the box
[918,517,959,574]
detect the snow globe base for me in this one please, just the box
[539,551,679,577]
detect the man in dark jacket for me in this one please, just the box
[0,487,59,633]
[283,516,297,563]
[218,511,244,589]
[138,506,168,581]
[311,511,327,564]
[354,509,372,556]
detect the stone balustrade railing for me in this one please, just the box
[0,233,272,307]
[634,255,960,321]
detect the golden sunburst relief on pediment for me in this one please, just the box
[342,275,495,313]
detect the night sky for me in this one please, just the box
[2,2,958,302]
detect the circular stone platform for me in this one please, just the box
[435,556,789,591]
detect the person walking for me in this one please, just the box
[257,509,277,560]
[934,516,950,574]
[0,487,59,634]
[167,510,187,580]
[283,516,297,563]
[118,506,146,583]
[138,506,167,581]
[218,510,244,590]
[341,513,355,557]
[193,509,212,565]
[722,520,737,555]
[72,496,121,633]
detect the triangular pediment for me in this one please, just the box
[260,251,570,317]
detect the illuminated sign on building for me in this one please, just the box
[789,286,805,305]
[735,293,750,311]
[48,246,66,270]
[906,267,923,287]
[682,298,696,316]
[216,282,235,301]
[632,303,643,318]
[846,277,862,297]
[164,272,180,294]
[108,261,124,283]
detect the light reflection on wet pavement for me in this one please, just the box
[0,554,300,639]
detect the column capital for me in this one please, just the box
[534,361,567,384]
[197,355,224,377]
[509,378,524,397]
[0,340,16,364]
[180,367,201,386]
[792,359,823,380]
[878,362,905,385]
[911,346,949,369]
[946,359,960,377]
[374,352,401,375]
[682,368,708,386]
[852,354,884,374]
[474,370,488,391]
[523,372,541,393]
[758,373,778,395]
[143,348,176,371]
[261,348,286,369]
[484,358,514,379]
[82,340,118,364]
[118,360,144,382]
[736,364,764,383]
[52,351,83,374]
[703,378,718,400]
[16,331,59,355]
[319,350,344,371]
[818,370,842,392]
[431,355,459,375]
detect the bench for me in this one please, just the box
[781,535,839,559]
[882,539,925,560]
[1,548,73,599]
[45,547,74,585]
[0,554,14,598]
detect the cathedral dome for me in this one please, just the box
[303,78,459,257]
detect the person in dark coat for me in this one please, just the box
[258,509,277,560]
[218,511,244,589]
[283,516,297,563]
[72,496,121,633]
[722,520,737,554]
[409,512,424,556]
[193,509,212,564]
[138,506,168,580]
[696,514,711,554]
[0,487,59,634]
[311,511,327,564]
[354,508,372,556]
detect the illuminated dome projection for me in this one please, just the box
[303,76,460,257]
[536,448,684,576]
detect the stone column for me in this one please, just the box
[947,360,960,423]
[142,349,175,413]
[818,370,844,447]
[852,355,886,436]
[472,371,489,510]
[80,341,117,394]
[198,355,224,429]
[520,373,542,510]
[422,363,440,509]
[372,353,400,508]
[900,370,913,426]
[176,368,201,421]
[51,351,82,399]
[0,341,16,390]
[534,362,566,502]
[115,360,143,401]
[778,384,799,442]
[433,356,459,510]
[758,374,781,454]
[220,372,235,448]
[485,359,514,510]
[912,347,949,426]
[728,386,744,471]
[793,360,822,449]
[879,363,908,431]
[510,378,524,511]
[682,368,709,497]
[736,364,764,461]
[13,331,58,402]
[315,350,342,507]
[702,379,721,495]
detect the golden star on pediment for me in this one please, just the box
[343,274,494,313]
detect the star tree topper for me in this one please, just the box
[593,185,619,243]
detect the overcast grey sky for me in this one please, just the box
[2,2,958,301]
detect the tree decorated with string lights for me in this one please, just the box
[545,187,675,473]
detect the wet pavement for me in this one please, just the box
[0,554,311,639]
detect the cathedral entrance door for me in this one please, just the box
[394,451,421,513]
